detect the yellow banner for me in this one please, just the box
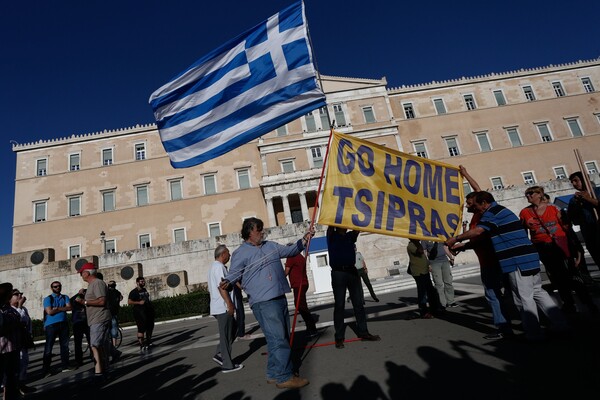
[318,131,463,241]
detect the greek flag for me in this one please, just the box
[149,1,326,168]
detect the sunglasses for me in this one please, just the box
[525,192,538,197]
[52,285,62,289]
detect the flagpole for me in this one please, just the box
[289,0,334,348]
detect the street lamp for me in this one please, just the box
[100,230,106,254]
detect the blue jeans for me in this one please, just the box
[110,316,119,339]
[331,269,368,340]
[43,321,70,371]
[251,296,292,383]
[481,266,511,331]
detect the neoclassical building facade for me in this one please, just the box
[5,59,600,317]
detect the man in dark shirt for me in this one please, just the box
[326,226,380,349]
[127,277,155,350]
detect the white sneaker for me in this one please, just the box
[222,364,244,373]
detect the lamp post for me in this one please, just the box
[100,230,106,254]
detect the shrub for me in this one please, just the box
[31,289,210,339]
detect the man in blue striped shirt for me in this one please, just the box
[447,191,568,341]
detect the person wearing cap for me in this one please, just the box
[77,262,111,382]
[41,280,71,376]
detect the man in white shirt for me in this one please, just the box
[208,244,243,373]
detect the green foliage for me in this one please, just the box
[31,289,210,339]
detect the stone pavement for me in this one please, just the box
[17,261,600,400]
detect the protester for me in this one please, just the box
[78,263,112,383]
[423,241,457,308]
[41,281,71,376]
[221,217,313,389]
[107,280,123,362]
[128,277,156,350]
[1,282,21,400]
[447,191,569,341]
[208,244,243,373]
[406,239,443,319]
[456,165,514,339]
[352,247,379,303]
[9,289,35,395]
[285,252,318,337]
[326,226,380,349]
[519,185,598,314]
[70,288,92,367]
[567,171,600,268]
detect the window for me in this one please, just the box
[173,228,186,243]
[475,132,491,152]
[135,143,146,160]
[105,239,116,253]
[523,85,536,101]
[413,142,428,158]
[203,174,217,195]
[170,179,183,200]
[102,148,113,166]
[522,171,536,185]
[310,147,323,168]
[333,103,347,126]
[316,254,328,267]
[319,106,330,129]
[304,112,316,132]
[276,125,287,136]
[34,201,47,222]
[566,118,583,137]
[506,127,522,147]
[463,182,472,194]
[493,90,506,106]
[281,160,295,173]
[69,245,80,259]
[536,123,553,142]
[433,98,446,115]
[136,185,149,206]
[362,106,376,123]
[463,94,476,110]
[237,169,251,189]
[68,196,81,217]
[208,222,221,237]
[581,77,595,93]
[445,137,460,157]
[491,177,504,190]
[139,234,151,248]
[552,81,565,97]
[102,191,115,212]
[36,159,47,176]
[403,103,415,119]
[553,166,567,179]
[585,161,598,174]
[69,153,80,171]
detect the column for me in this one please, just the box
[299,192,309,222]
[265,197,276,227]
[282,194,292,225]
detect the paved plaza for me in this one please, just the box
[18,262,600,400]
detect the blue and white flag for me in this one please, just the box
[149,1,326,168]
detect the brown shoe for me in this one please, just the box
[267,378,276,384]
[276,375,309,389]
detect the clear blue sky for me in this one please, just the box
[1,0,599,256]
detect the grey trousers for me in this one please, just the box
[214,312,236,369]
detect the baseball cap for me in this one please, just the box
[79,262,96,274]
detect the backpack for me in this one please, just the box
[428,243,439,260]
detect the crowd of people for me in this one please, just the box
[2,168,599,395]
[0,263,154,398]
